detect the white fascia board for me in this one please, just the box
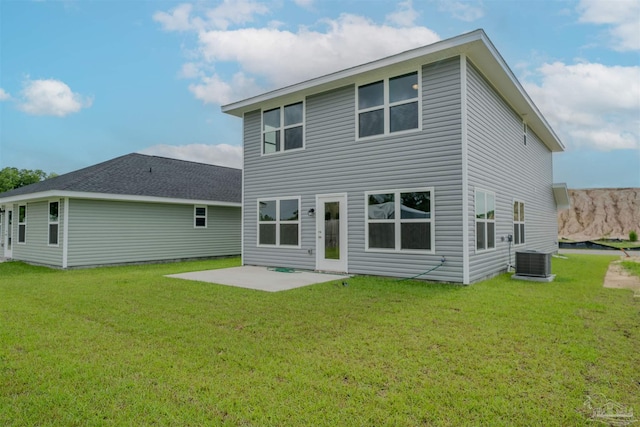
[552,183,571,211]
[221,29,485,116]
[222,28,564,153]
[467,32,565,153]
[0,190,242,208]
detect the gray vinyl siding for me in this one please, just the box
[466,60,557,283]
[243,57,465,282]
[11,200,64,266]
[67,199,240,267]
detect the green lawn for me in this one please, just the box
[1,255,638,426]
[593,240,640,250]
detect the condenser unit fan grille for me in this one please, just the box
[515,251,552,277]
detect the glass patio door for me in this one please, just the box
[316,194,347,272]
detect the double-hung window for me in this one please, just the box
[475,190,495,251]
[513,201,525,245]
[49,201,59,246]
[194,206,207,228]
[357,71,420,139]
[262,102,304,154]
[18,205,26,244]
[258,198,300,247]
[366,188,433,252]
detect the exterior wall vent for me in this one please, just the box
[515,250,552,277]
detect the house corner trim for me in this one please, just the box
[461,54,470,285]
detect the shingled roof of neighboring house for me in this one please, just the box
[0,153,242,204]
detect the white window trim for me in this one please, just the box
[261,101,305,156]
[194,205,207,229]
[523,121,528,146]
[355,69,422,141]
[17,204,26,244]
[364,187,435,254]
[513,200,525,246]
[257,196,301,248]
[475,189,496,253]
[48,200,60,247]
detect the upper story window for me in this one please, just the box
[475,189,495,252]
[18,205,26,244]
[262,102,304,155]
[523,122,528,146]
[49,201,59,246]
[357,71,420,139]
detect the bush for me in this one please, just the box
[630,230,638,242]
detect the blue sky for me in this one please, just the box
[0,0,638,188]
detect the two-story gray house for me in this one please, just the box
[222,29,569,284]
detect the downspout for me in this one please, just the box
[241,112,246,267]
[460,54,470,285]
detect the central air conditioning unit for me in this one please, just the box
[515,250,552,278]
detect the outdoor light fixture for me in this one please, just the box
[308,208,315,217]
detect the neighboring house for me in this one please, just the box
[0,153,242,268]
[222,29,569,284]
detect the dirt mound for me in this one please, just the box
[558,188,640,241]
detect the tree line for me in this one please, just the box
[0,167,57,193]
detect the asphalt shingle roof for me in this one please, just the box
[0,153,242,204]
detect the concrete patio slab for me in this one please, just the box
[166,265,350,292]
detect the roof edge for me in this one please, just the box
[221,29,486,116]
[552,183,571,211]
[221,29,564,153]
[0,190,242,207]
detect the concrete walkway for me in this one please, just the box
[166,265,350,292]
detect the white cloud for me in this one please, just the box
[189,72,261,105]
[578,0,640,51]
[524,62,640,151]
[386,0,419,27]
[18,79,92,117]
[154,0,269,32]
[155,3,440,106]
[0,88,10,101]
[139,143,243,169]
[179,62,204,79]
[196,14,439,91]
[437,1,484,22]
[205,0,270,30]
[293,0,314,9]
[153,3,197,32]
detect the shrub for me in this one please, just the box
[630,230,638,242]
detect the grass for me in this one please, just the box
[560,237,640,250]
[594,240,640,249]
[1,255,638,426]
[622,260,640,277]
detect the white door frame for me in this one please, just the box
[315,193,348,273]
[3,208,12,259]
